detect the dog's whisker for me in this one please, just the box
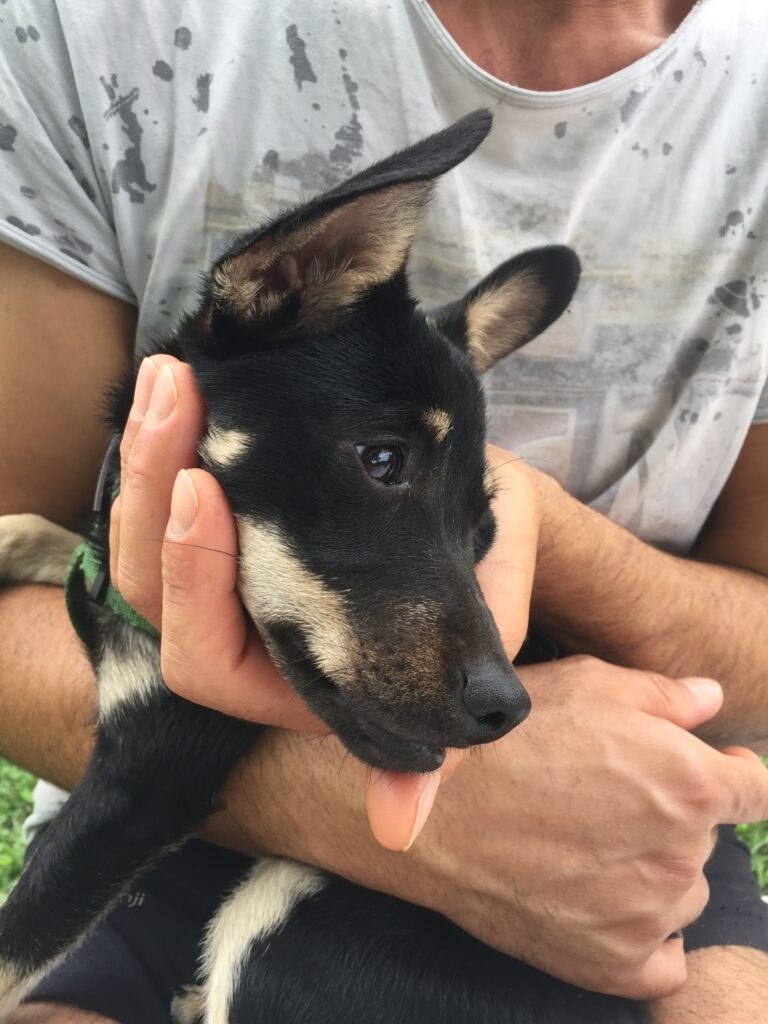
[135,536,242,560]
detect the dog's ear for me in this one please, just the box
[432,246,581,373]
[206,109,493,336]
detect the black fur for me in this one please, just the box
[0,110,648,1023]
[231,881,647,1024]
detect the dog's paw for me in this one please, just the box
[0,513,83,587]
[171,984,206,1024]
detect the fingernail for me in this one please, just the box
[402,772,441,852]
[132,358,158,418]
[146,365,178,424]
[168,470,198,537]
[680,677,722,700]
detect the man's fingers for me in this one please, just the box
[110,355,178,587]
[607,670,724,731]
[622,937,688,1001]
[119,354,177,460]
[116,359,206,626]
[713,746,768,824]
[160,468,323,732]
[477,446,541,658]
[109,493,121,584]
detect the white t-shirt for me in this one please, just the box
[1,0,767,554]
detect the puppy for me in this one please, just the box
[0,110,646,1023]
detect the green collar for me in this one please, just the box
[65,433,160,644]
[66,539,160,643]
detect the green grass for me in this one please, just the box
[736,821,768,892]
[0,759,35,900]
[1,756,767,902]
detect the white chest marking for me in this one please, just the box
[202,859,326,1024]
[97,624,162,718]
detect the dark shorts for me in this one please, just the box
[25,827,768,1024]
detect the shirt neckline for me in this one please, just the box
[408,0,707,108]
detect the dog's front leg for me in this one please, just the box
[0,587,259,1016]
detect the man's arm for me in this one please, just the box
[0,242,136,779]
[522,430,768,747]
[0,244,137,529]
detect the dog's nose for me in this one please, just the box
[459,661,531,743]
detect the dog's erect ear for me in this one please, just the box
[432,246,581,373]
[207,109,493,334]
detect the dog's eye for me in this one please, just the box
[355,444,404,485]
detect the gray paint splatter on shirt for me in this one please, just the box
[554,121,567,139]
[192,73,212,112]
[6,215,40,235]
[694,49,707,66]
[15,26,27,43]
[286,24,317,90]
[68,115,90,150]
[174,26,192,50]
[100,74,157,203]
[330,113,362,167]
[0,124,17,151]
[620,89,650,124]
[153,60,174,82]
[338,49,360,111]
[718,210,743,236]
[674,69,684,82]
[662,142,673,155]
[20,185,37,198]
[53,219,93,266]
[27,24,39,41]
[63,158,96,201]
[711,279,750,317]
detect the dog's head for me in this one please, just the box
[177,110,580,771]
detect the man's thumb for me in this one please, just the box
[629,673,723,730]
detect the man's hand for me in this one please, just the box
[110,354,322,731]
[226,658,768,1001]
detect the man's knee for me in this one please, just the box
[6,1003,118,1024]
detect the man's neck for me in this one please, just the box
[427,0,697,91]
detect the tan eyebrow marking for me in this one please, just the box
[199,426,253,468]
[422,408,453,443]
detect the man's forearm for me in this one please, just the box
[0,584,97,787]
[0,583,289,857]
[530,474,768,747]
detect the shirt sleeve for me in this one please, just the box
[0,5,135,303]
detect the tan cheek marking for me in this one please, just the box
[199,425,253,468]
[466,270,544,373]
[237,518,358,681]
[422,407,453,443]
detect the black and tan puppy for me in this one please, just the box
[0,111,646,1023]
